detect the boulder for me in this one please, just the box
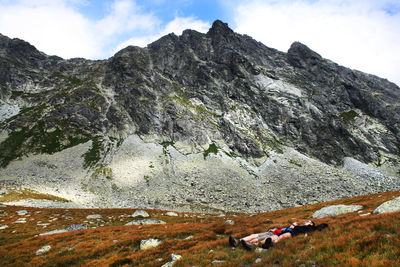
[125,219,166,226]
[312,204,363,218]
[86,214,103,220]
[373,196,400,214]
[140,238,161,250]
[132,210,149,218]
[66,224,90,231]
[35,245,51,255]
[165,212,178,217]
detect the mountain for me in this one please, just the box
[0,20,399,212]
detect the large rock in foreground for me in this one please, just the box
[373,197,400,214]
[312,204,363,218]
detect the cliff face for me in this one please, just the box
[0,21,399,212]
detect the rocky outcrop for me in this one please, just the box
[373,197,400,214]
[0,20,399,213]
[312,205,363,218]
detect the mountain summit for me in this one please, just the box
[0,21,399,212]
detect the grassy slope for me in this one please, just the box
[0,190,399,267]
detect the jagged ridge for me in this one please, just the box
[0,20,399,212]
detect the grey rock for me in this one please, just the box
[39,229,68,236]
[373,196,400,214]
[132,210,149,218]
[165,211,178,217]
[0,225,8,230]
[86,214,103,220]
[16,210,28,216]
[312,205,363,218]
[125,219,166,225]
[161,254,182,267]
[36,245,51,255]
[66,224,90,231]
[140,238,161,250]
[14,218,26,223]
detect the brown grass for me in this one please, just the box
[0,190,400,266]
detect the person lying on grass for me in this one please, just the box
[229,220,328,251]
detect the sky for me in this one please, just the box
[0,0,399,85]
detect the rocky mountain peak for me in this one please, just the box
[0,21,399,213]
[207,20,235,39]
[287,41,322,68]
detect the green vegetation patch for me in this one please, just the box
[83,136,104,169]
[203,143,219,159]
[340,110,359,124]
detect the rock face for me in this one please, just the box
[0,21,399,213]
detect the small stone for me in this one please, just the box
[165,212,178,217]
[0,225,8,230]
[86,214,103,220]
[17,210,28,216]
[160,253,183,267]
[255,258,262,263]
[132,210,150,218]
[225,220,234,225]
[140,238,161,250]
[36,245,51,255]
[14,218,26,223]
[171,254,182,261]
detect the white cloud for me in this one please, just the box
[114,16,210,53]
[0,0,99,58]
[230,0,400,85]
[96,0,160,37]
[0,0,208,60]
